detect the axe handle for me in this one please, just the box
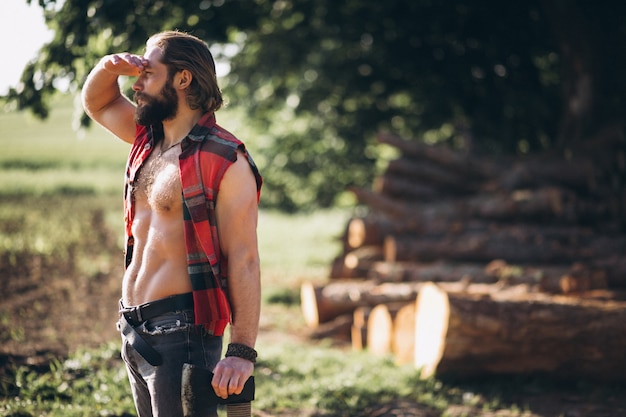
[226,403,251,417]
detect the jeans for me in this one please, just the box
[119,309,223,417]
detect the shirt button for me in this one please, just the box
[144,143,152,150]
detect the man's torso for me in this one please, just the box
[122,144,192,306]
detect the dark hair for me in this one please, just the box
[147,30,223,113]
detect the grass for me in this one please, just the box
[0,96,128,197]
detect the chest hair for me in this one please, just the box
[134,147,182,213]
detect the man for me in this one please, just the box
[81,30,262,417]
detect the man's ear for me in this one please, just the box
[176,69,193,89]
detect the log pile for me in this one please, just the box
[301,132,626,381]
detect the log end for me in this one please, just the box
[414,282,450,379]
[348,218,368,249]
[300,281,321,328]
[367,304,394,356]
[393,302,416,365]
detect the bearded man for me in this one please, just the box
[81,30,262,417]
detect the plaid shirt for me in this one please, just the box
[123,112,262,335]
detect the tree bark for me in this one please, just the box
[414,282,626,381]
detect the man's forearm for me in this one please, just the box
[81,57,125,117]
[227,258,261,348]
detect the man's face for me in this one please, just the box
[134,78,178,126]
[132,46,179,126]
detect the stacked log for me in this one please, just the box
[301,132,626,381]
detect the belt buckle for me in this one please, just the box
[122,306,143,325]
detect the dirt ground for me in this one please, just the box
[2,268,626,417]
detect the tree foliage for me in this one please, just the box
[8,0,626,210]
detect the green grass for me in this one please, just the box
[0,95,128,196]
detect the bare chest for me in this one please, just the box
[134,147,182,213]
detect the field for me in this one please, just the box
[1,95,626,416]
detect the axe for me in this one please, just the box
[181,363,255,417]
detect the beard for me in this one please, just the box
[134,80,179,126]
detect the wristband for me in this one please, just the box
[225,343,257,363]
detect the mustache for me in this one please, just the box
[134,92,150,104]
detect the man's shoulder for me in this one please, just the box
[193,124,243,158]
[208,123,242,145]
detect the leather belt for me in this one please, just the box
[119,293,195,366]
[120,293,195,326]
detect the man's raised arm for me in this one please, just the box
[81,54,145,144]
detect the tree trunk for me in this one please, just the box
[413,282,626,381]
[541,0,598,147]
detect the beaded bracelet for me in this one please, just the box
[225,343,258,363]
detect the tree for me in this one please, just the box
[7,0,626,214]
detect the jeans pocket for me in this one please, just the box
[142,311,192,335]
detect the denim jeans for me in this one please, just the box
[119,309,223,417]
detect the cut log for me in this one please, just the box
[377,132,497,180]
[368,259,609,294]
[384,157,479,194]
[302,279,510,328]
[373,175,442,201]
[329,255,348,279]
[348,188,485,234]
[499,155,596,192]
[347,215,393,248]
[351,186,611,225]
[483,259,609,293]
[301,280,377,327]
[366,302,407,356]
[349,186,415,219]
[351,306,372,351]
[383,232,626,264]
[300,280,422,327]
[343,246,384,277]
[351,325,367,351]
[392,302,417,365]
[368,261,496,284]
[413,282,626,381]
[308,314,353,343]
[593,256,626,288]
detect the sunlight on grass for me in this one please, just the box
[258,209,351,285]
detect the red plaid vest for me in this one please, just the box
[123,112,262,335]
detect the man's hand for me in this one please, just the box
[211,356,254,399]
[102,53,148,77]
